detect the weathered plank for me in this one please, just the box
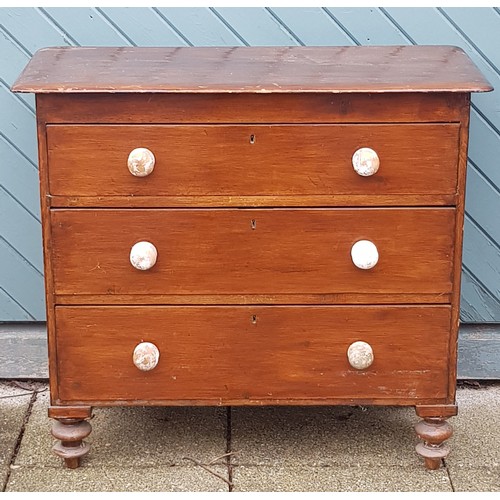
[384,7,500,137]
[268,8,355,46]
[465,165,500,247]
[0,28,35,110]
[461,269,500,322]
[0,87,37,164]
[42,7,132,46]
[156,7,244,46]
[324,7,409,45]
[0,188,43,272]
[441,8,500,73]
[213,8,299,46]
[0,7,68,53]
[0,136,40,217]
[0,239,45,320]
[0,289,33,321]
[462,217,500,302]
[98,7,188,46]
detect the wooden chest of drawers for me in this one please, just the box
[13,46,491,470]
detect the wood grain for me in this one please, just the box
[36,92,466,124]
[46,124,460,200]
[48,406,92,419]
[448,95,471,402]
[54,293,452,306]
[49,208,455,298]
[12,46,492,93]
[35,98,58,402]
[46,194,458,209]
[54,305,452,403]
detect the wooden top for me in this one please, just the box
[12,46,492,94]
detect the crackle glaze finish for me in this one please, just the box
[11,46,492,470]
[352,147,380,177]
[129,241,158,271]
[347,341,374,370]
[127,147,155,177]
[132,342,160,371]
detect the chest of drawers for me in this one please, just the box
[13,46,491,470]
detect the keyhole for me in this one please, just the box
[251,314,257,324]
[251,219,257,230]
[249,134,255,144]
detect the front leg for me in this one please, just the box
[49,406,92,469]
[415,405,457,470]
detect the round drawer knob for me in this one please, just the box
[351,240,379,270]
[347,341,374,370]
[352,147,380,177]
[127,147,155,177]
[133,342,160,371]
[130,241,158,271]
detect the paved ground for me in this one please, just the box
[1,381,499,492]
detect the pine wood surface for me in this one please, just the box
[54,305,451,404]
[49,208,455,298]
[46,123,460,200]
[36,92,467,124]
[13,46,492,93]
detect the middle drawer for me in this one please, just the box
[51,208,454,301]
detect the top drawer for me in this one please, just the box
[46,124,459,206]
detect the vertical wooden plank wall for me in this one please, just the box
[0,7,499,376]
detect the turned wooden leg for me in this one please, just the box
[49,406,92,469]
[415,405,457,470]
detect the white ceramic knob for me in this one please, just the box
[130,241,158,271]
[133,342,160,371]
[347,341,374,370]
[351,240,379,270]
[352,147,380,177]
[127,147,155,177]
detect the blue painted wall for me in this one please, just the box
[1,7,499,322]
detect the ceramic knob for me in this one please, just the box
[127,147,155,177]
[133,342,160,371]
[351,240,379,270]
[352,147,380,177]
[347,341,374,370]
[130,241,157,271]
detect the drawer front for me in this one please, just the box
[47,124,459,199]
[50,208,454,298]
[55,305,451,403]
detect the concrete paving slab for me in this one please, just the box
[448,386,500,467]
[15,388,228,468]
[231,405,421,467]
[6,465,229,492]
[447,465,500,492]
[0,382,33,489]
[232,465,452,492]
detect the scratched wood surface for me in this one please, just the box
[11,46,492,94]
[49,208,455,299]
[54,305,451,404]
[46,123,460,201]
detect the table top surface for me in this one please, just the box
[12,45,492,94]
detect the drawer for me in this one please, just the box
[46,124,459,203]
[54,305,451,404]
[50,208,454,300]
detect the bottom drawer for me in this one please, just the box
[54,305,451,404]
